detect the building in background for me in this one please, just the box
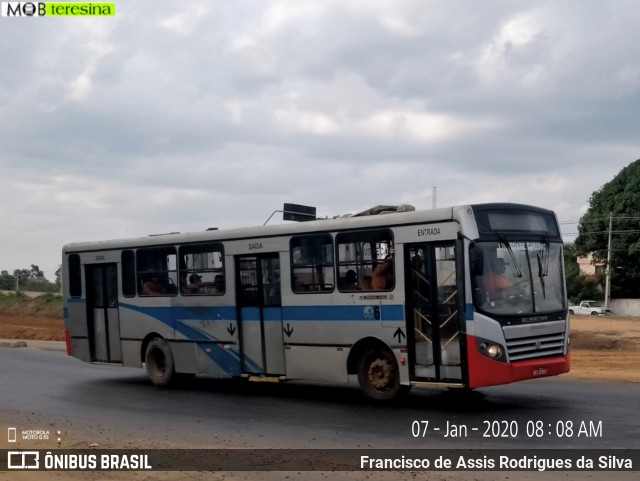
[577,254,605,277]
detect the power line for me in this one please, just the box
[566,230,640,235]
[568,228,638,234]
[560,217,640,225]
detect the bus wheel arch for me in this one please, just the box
[348,337,403,401]
[141,332,162,364]
[143,335,176,387]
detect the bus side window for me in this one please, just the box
[68,254,82,298]
[290,234,334,293]
[179,243,225,296]
[122,250,136,297]
[136,247,178,297]
[336,230,394,292]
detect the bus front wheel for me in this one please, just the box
[145,337,175,387]
[357,348,401,401]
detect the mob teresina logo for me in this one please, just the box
[1,2,115,16]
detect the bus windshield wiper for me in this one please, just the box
[535,236,550,299]
[542,235,550,277]
[498,235,523,278]
[536,252,546,299]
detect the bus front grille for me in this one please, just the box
[506,333,566,361]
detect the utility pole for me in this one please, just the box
[604,212,612,309]
[432,186,437,209]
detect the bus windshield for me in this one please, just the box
[472,240,565,315]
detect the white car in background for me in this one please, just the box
[569,300,612,316]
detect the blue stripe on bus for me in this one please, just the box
[196,342,244,375]
[75,302,406,323]
[174,305,238,321]
[119,304,237,323]
[239,307,261,322]
[233,305,405,322]
[115,303,406,374]
[119,303,257,374]
[120,303,239,330]
[263,308,282,321]
[282,305,404,322]
[466,304,474,321]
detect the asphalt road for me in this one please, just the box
[1,345,639,451]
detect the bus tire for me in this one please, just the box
[357,348,401,401]
[144,337,175,387]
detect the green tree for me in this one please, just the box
[0,270,14,290]
[14,269,31,286]
[574,159,640,298]
[563,243,603,302]
[30,264,45,281]
[3,266,59,293]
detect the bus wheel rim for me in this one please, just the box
[368,357,392,390]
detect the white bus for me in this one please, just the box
[62,203,569,401]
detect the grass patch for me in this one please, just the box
[40,292,63,303]
[0,291,63,318]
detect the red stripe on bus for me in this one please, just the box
[64,329,72,356]
[466,336,570,389]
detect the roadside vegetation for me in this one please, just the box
[0,291,63,318]
[0,265,60,293]
[572,158,640,300]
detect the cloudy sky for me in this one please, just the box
[1,0,639,278]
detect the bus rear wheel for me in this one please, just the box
[145,337,175,387]
[357,348,401,401]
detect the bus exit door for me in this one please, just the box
[404,242,463,382]
[85,263,122,363]
[235,254,285,376]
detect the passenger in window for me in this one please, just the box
[340,270,360,291]
[184,273,214,294]
[213,274,225,294]
[142,277,167,296]
[371,249,395,290]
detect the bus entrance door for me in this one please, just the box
[85,263,122,363]
[235,254,285,376]
[404,243,462,382]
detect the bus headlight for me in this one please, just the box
[486,344,503,358]
[478,339,506,362]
